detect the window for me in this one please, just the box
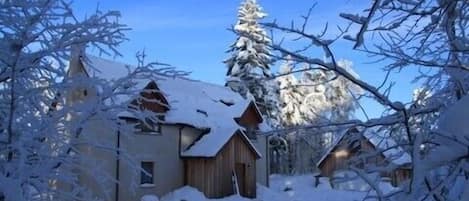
[140,161,154,185]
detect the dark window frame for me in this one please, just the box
[140,161,154,185]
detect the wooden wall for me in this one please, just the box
[184,133,257,198]
[391,168,412,186]
[318,150,337,177]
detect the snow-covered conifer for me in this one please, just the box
[224,0,279,126]
[225,0,272,79]
[277,56,304,126]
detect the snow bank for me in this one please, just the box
[160,186,251,201]
[256,185,290,201]
[331,171,396,193]
[160,175,399,201]
[160,186,206,201]
[269,174,399,200]
[141,195,159,201]
[269,174,368,201]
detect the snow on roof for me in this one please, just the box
[184,129,262,158]
[80,55,262,157]
[317,127,411,167]
[82,55,135,82]
[362,128,411,166]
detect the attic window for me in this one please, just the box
[220,99,234,106]
[196,109,208,117]
[124,117,161,135]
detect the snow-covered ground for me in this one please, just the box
[261,174,368,201]
[160,186,251,201]
[157,174,398,201]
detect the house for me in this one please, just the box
[316,127,411,186]
[67,53,270,200]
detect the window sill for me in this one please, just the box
[135,132,161,136]
[140,183,156,188]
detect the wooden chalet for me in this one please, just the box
[317,128,412,186]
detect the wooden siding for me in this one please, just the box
[184,133,257,198]
[391,168,412,186]
[318,151,336,178]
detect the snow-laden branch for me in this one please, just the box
[262,1,468,199]
[0,1,186,200]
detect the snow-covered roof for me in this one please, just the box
[362,128,411,166]
[184,129,262,158]
[80,55,263,157]
[316,129,350,167]
[317,127,411,167]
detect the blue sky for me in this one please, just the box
[73,0,420,119]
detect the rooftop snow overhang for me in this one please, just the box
[180,129,261,159]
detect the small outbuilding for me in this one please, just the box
[183,130,260,198]
[317,127,412,186]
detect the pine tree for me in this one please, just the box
[225,0,272,79]
[277,56,304,127]
[224,0,279,126]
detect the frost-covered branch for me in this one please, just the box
[263,0,468,199]
[0,1,185,201]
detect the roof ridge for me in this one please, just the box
[85,54,236,91]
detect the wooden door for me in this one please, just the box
[235,163,246,197]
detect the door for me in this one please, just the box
[235,163,246,197]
